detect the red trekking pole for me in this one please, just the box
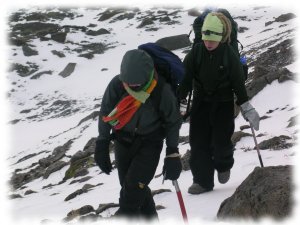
[172,180,188,224]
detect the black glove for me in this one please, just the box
[94,139,112,175]
[163,147,182,180]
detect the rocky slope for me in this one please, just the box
[6,6,298,223]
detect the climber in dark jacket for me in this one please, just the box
[179,12,260,194]
[94,49,182,220]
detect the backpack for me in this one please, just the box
[190,8,248,81]
[138,42,185,94]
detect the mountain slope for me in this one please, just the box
[5,5,298,224]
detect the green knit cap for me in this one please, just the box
[202,13,223,42]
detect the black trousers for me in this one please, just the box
[189,99,234,189]
[114,129,164,219]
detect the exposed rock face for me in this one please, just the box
[217,166,293,220]
[58,63,76,78]
[156,34,191,51]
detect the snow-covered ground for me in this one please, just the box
[1,1,300,225]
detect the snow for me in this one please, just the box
[1,1,300,225]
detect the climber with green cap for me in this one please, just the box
[94,49,182,220]
[178,12,260,194]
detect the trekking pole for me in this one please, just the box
[250,125,264,167]
[172,180,188,224]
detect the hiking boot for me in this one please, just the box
[188,183,212,194]
[218,170,230,184]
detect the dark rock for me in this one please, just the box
[240,125,250,130]
[58,63,76,78]
[15,151,47,164]
[46,11,76,20]
[265,12,296,26]
[62,25,87,32]
[74,168,89,178]
[87,23,97,28]
[9,12,24,22]
[86,28,110,36]
[64,155,94,180]
[9,194,23,199]
[159,16,171,22]
[98,8,125,21]
[24,11,76,21]
[51,32,67,43]
[137,18,154,28]
[110,12,136,22]
[78,53,94,59]
[9,36,29,46]
[277,68,296,83]
[217,166,294,220]
[181,150,191,171]
[187,8,201,17]
[78,111,99,126]
[151,189,172,196]
[231,131,252,146]
[69,176,93,185]
[259,115,271,120]
[82,183,103,191]
[156,205,166,210]
[24,12,48,21]
[24,189,37,195]
[39,140,73,168]
[74,43,107,55]
[12,22,60,37]
[20,109,32,114]
[252,65,270,80]
[96,203,119,214]
[70,151,92,164]
[30,70,53,79]
[275,13,296,23]
[156,34,191,50]
[287,115,298,128]
[65,188,88,201]
[65,205,95,222]
[9,119,21,125]
[43,160,69,179]
[22,45,39,56]
[10,167,44,190]
[238,27,249,33]
[257,135,293,150]
[51,50,65,58]
[9,62,39,77]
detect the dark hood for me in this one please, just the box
[119,49,154,85]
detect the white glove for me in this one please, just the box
[180,99,187,116]
[240,101,260,130]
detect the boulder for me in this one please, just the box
[156,34,191,51]
[51,32,67,43]
[217,165,293,220]
[59,63,76,78]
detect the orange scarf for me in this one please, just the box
[102,78,157,130]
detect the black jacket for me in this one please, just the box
[179,43,248,105]
[98,75,182,148]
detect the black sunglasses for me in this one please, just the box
[202,30,223,36]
